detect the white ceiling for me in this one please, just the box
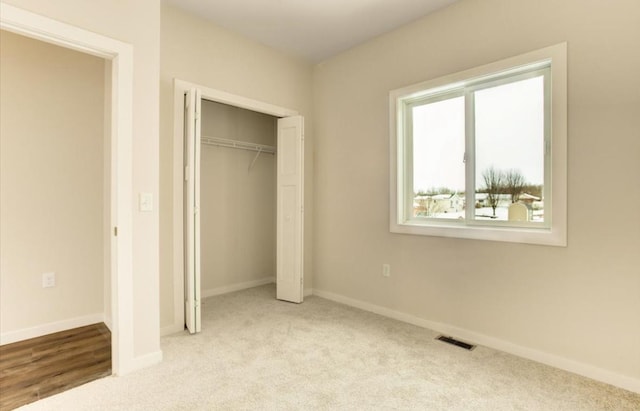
[164,0,460,63]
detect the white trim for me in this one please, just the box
[175,79,298,118]
[0,314,104,345]
[171,78,300,333]
[103,316,113,333]
[161,279,307,336]
[160,323,184,337]
[313,288,640,394]
[389,42,567,247]
[129,350,164,372]
[103,61,114,343]
[171,80,186,337]
[0,3,136,375]
[201,277,275,299]
[160,281,313,336]
[1,4,122,59]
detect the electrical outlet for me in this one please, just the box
[42,272,56,288]
[382,264,391,277]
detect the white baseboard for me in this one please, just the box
[313,288,640,394]
[160,323,184,337]
[103,315,113,332]
[116,350,163,376]
[201,277,274,299]
[163,277,277,335]
[0,313,105,345]
[161,278,309,337]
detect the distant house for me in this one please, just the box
[414,193,463,216]
[518,193,541,206]
[475,193,540,209]
[475,193,511,208]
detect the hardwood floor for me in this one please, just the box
[0,323,111,411]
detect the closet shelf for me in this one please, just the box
[201,135,276,155]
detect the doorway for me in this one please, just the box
[0,28,107,333]
[0,3,135,375]
[174,80,305,333]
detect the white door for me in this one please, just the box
[276,116,304,303]
[184,88,201,333]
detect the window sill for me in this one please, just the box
[390,221,566,246]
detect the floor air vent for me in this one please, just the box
[436,335,476,351]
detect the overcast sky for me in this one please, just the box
[412,76,544,193]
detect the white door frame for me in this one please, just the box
[183,88,202,334]
[169,79,299,334]
[0,3,135,375]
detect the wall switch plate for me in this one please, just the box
[382,264,391,277]
[139,192,153,212]
[42,272,56,288]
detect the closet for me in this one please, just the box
[200,100,278,298]
[181,85,304,334]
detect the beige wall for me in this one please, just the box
[3,0,161,359]
[200,101,277,292]
[160,4,314,330]
[0,30,104,337]
[312,0,640,382]
[5,0,636,389]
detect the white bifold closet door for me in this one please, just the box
[184,88,201,334]
[184,90,304,335]
[276,116,304,303]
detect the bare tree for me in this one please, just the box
[481,166,503,217]
[504,169,527,203]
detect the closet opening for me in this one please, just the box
[174,80,304,334]
[198,100,278,321]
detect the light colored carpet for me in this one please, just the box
[20,284,639,410]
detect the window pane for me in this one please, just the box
[412,96,465,219]
[474,76,545,222]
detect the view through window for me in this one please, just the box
[411,74,545,223]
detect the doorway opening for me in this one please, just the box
[0,29,108,344]
[173,80,305,334]
[0,3,136,375]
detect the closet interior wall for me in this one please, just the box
[200,100,277,296]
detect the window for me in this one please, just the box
[390,43,567,246]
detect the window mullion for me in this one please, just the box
[464,90,475,224]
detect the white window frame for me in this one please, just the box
[390,43,567,246]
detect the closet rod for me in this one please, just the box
[201,135,276,155]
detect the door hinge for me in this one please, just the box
[194,206,200,215]
[114,226,118,237]
[184,165,189,181]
